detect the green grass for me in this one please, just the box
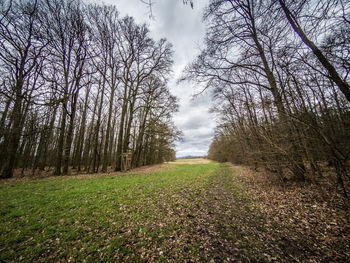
[0,162,220,262]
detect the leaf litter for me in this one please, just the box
[1,162,349,262]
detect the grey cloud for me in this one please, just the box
[180,111,211,130]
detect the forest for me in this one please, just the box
[1,0,350,262]
[181,0,350,197]
[0,0,180,179]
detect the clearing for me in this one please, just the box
[0,159,349,262]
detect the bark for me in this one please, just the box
[133,107,150,167]
[108,115,117,167]
[251,26,286,117]
[0,98,12,169]
[21,120,37,175]
[115,80,130,171]
[1,79,24,178]
[32,114,51,174]
[54,99,67,176]
[92,77,105,173]
[123,89,137,155]
[102,84,115,172]
[0,98,11,140]
[39,105,57,170]
[63,90,79,175]
[76,89,89,172]
[84,92,99,173]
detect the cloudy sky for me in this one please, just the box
[102,0,216,157]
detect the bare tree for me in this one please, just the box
[43,0,89,175]
[0,0,46,178]
[0,0,179,178]
[278,0,350,101]
[114,16,173,171]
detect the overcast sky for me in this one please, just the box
[102,0,216,157]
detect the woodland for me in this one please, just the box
[181,0,350,197]
[2,0,349,190]
[1,0,350,262]
[0,0,179,179]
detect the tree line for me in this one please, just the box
[183,0,350,196]
[0,0,179,178]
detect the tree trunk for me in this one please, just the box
[0,98,12,170]
[39,105,57,171]
[92,78,105,173]
[1,81,24,178]
[251,19,306,180]
[54,99,67,176]
[84,93,99,173]
[115,82,130,171]
[102,85,115,172]
[76,89,89,172]
[0,98,11,140]
[278,0,350,102]
[32,114,51,175]
[133,107,150,167]
[63,90,79,175]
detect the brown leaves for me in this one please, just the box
[231,164,350,262]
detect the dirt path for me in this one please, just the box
[189,164,243,262]
[185,164,349,262]
[182,163,266,262]
[2,161,348,262]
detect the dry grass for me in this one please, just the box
[167,158,211,165]
[1,164,168,185]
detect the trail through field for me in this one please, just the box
[182,164,243,262]
[1,159,349,262]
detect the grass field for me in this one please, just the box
[1,160,349,262]
[0,161,224,262]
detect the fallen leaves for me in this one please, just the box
[2,162,349,262]
[231,164,350,262]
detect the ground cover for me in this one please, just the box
[0,161,218,262]
[1,160,349,262]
